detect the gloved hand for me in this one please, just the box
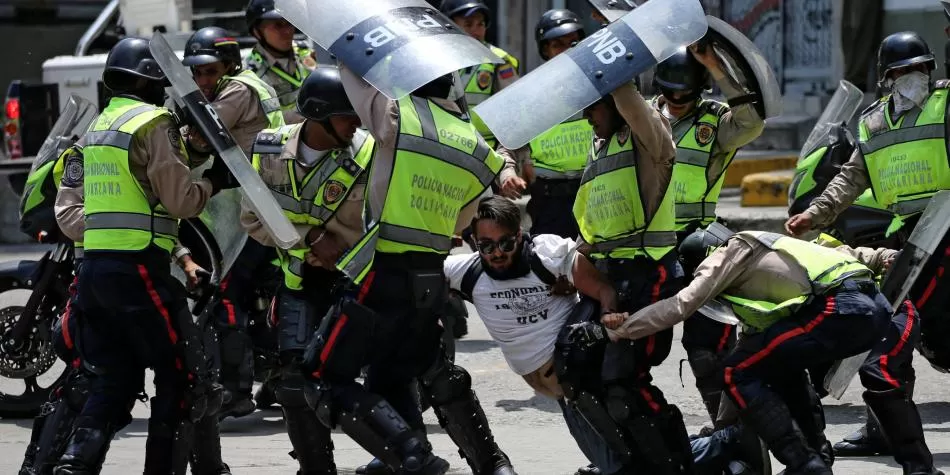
[567,321,608,348]
[202,156,238,194]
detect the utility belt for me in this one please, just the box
[831,278,877,296]
[529,177,582,199]
[373,251,447,272]
[593,251,677,279]
[82,246,171,271]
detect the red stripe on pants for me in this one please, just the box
[717,324,733,353]
[644,264,668,357]
[315,271,376,378]
[880,300,916,388]
[219,275,237,325]
[62,277,79,351]
[915,246,950,308]
[725,296,836,409]
[137,265,179,345]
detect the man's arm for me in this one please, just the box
[610,82,676,163]
[139,116,214,218]
[606,238,754,340]
[54,181,84,243]
[710,76,766,152]
[340,65,399,147]
[833,244,898,275]
[210,81,267,155]
[571,253,618,313]
[802,147,871,228]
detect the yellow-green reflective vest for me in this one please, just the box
[462,44,519,146]
[860,89,950,218]
[528,113,593,179]
[720,231,873,331]
[82,97,180,254]
[338,96,505,283]
[252,124,375,290]
[666,99,735,230]
[229,70,287,129]
[245,45,313,111]
[572,131,678,260]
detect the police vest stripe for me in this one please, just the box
[675,202,718,220]
[580,150,637,185]
[85,212,179,236]
[261,97,282,115]
[589,231,678,253]
[113,105,158,129]
[84,130,133,150]
[379,222,453,251]
[535,167,584,179]
[860,123,944,155]
[677,147,711,167]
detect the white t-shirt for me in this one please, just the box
[444,235,581,375]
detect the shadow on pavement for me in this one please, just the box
[495,393,560,413]
[455,338,499,354]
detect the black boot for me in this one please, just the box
[52,427,113,475]
[189,415,232,474]
[780,377,833,467]
[282,406,337,474]
[574,464,601,475]
[864,388,943,475]
[430,391,516,475]
[738,394,830,475]
[143,419,192,475]
[20,402,51,475]
[254,375,280,410]
[831,407,891,456]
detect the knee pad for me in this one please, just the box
[63,372,91,412]
[275,369,311,409]
[421,363,471,406]
[604,385,639,424]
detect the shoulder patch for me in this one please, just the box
[476,70,492,90]
[253,131,285,155]
[167,127,182,148]
[498,65,516,80]
[323,179,347,205]
[695,122,717,146]
[61,152,84,187]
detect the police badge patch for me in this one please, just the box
[323,180,347,204]
[477,71,492,90]
[62,154,84,188]
[695,122,716,146]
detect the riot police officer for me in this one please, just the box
[244,0,315,124]
[786,32,946,475]
[497,9,592,238]
[337,67,516,475]
[653,44,765,428]
[439,0,520,149]
[572,80,693,473]
[52,37,234,475]
[183,25,285,419]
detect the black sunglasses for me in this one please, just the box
[476,235,518,255]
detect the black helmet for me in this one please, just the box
[535,9,586,60]
[246,0,282,29]
[439,0,490,22]
[877,31,936,83]
[103,37,166,90]
[654,46,709,92]
[183,27,242,68]
[297,67,357,121]
[678,223,734,273]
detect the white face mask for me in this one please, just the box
[891,71,930,113]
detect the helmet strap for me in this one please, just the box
[319,118,347,147]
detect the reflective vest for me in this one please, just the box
[245,45,314,111]
[338,96,505,283]
[860,88,950,218]
[461,44,519,146]
[528,112,593,179]
[82,97,180,254]
[252,125,375,290]
[665,99,735,231]
[720,231,873,331]
[572,130,678,260]
[229,70,287,129]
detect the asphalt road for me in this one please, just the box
[0,246,947,474]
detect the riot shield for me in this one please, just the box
[29,95,97,175]
[189,160,248,277]
[586,0,639,24]
[824,191,950,398]
[697,298,739,326]
[703,16,783,120]
[274,0,501,100]
[800,80,863,161]
[475,0,707,149]
[149,32,300,250]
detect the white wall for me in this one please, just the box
[884,0,943,11]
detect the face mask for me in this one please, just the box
[891,71,930,113]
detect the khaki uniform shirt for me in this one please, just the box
[244,44,314,125]
[339,66,517,233]
[213,79,271,156]
[241,123,366,269]
[608,233,897,341]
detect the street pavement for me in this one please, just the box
[0,246,948,474]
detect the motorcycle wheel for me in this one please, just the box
[0,287,68,419]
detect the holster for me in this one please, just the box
[302,298,377,380]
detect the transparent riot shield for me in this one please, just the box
[800,80,863,161]
[704,16,783,120]
[474,0,708,148]
[587,0,639,23]
[275,0,501,99]
[149,32,300,250]
[29,95,97,175]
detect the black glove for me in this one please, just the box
[202,156,238,194]
[567,321,608,348]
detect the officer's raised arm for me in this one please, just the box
[702,55,766,152]
[610,82,675,162]
[139,117,214,218]
[339,65,399,147]
[606,237,754,341]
